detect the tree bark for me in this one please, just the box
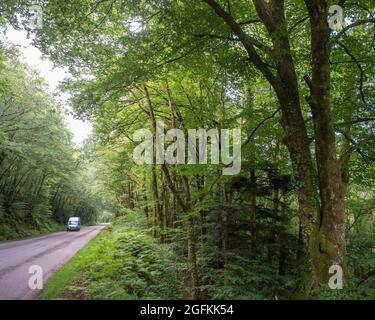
[304,0,346,284]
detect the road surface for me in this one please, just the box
[0,225,105,300]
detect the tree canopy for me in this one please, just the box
[0,0,374,299]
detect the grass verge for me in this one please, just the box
[41,212,185,300]
[41,229,106,300]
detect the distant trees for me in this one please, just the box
[0,45,101,239]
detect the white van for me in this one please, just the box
[67,217,81,232]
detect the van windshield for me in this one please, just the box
[69,221,78,225]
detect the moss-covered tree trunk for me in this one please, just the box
[304,0,346,285]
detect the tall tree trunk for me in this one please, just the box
[183,176,200,299]
[304,0,346,285]
[142,85,163,240]
[196,175,207,238]
[222,185,229,266]
[249,167,257,250]
[151,164,161,239]
[204,0,316,271]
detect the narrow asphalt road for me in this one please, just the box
[0,225,105,300]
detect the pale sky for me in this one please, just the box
[4,27,92,146]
